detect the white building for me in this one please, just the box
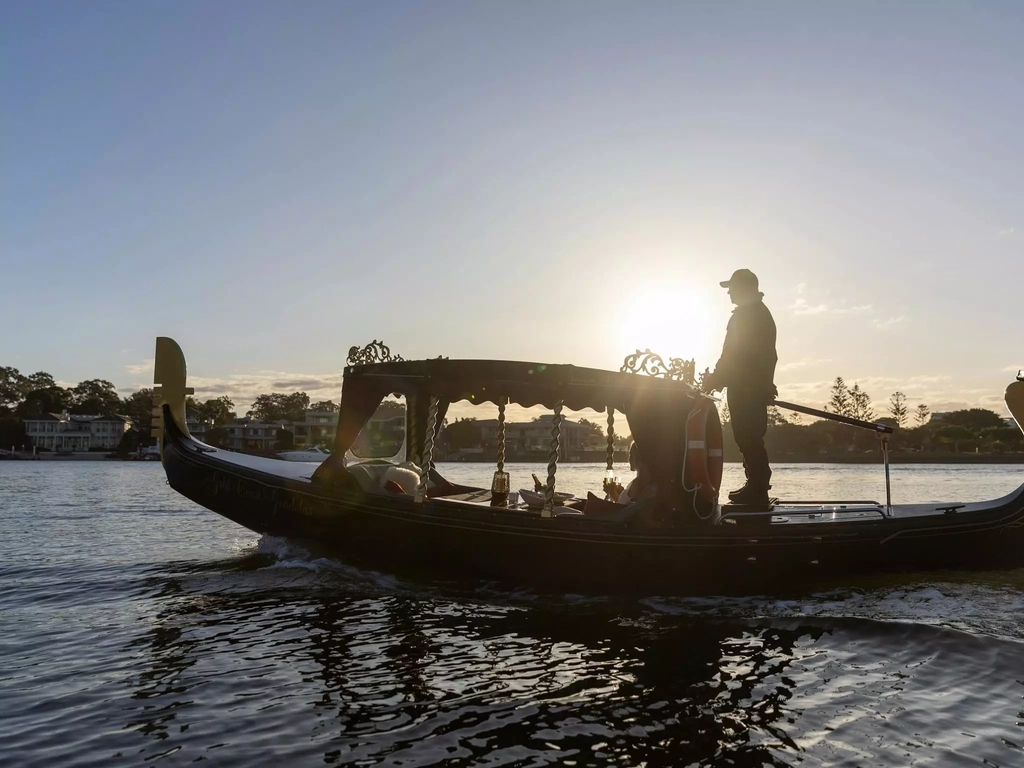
[290,410,339,448]
[23,413,132,451]
[216,409,341,453]
[221,418,287,453]
[477,415,595,458]
[184,409,209,443]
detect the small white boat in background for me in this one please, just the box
[276,445,331,463]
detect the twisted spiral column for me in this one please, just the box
[496,400,506,474]
[605,406,615,471]
[416,396,438,503]
[541,400,563,517]
[491,399,509,504]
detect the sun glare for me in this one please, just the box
[613,286,722,372]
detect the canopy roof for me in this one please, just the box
[314,354,712,516]
[343,357,701,411]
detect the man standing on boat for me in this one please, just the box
[701,268,778,506]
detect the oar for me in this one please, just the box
[773,400,895,434]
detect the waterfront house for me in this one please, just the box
[22,412,132,451]
[290,410,340,448]
[185,409,209,443]
[476,415,596,459]
[222,417,288,453]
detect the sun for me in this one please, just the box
[613,285,723,373]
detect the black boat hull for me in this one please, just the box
[162,422,1024,595]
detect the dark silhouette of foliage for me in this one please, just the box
[935,424,975,452]
[309,400,340,413]
[444,417,481,450]
[888,391,908,428]
[848,383,875,422]
[827,377,851,417]
[17,386,74,417]
[248,392,310,423]
[375,400,406,417]
[70,379,121,415]
[188,395,236,426]
[0,367,28,412]
[939,408,1005,431]
[915,403,931,426]
[122,388,155,432]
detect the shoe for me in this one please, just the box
[728,486,771,507]
[727,483,750,500]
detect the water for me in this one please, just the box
[2,461,1024,767]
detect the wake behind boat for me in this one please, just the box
[152,337,1024,594]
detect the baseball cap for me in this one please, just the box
[720,268,759,289]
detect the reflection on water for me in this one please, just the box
[2,463,1024,767]
[116,552,1024,767]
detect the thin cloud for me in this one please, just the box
[999,228,1015,235]
[190,371,344,408]
[777,357,833,372]
[789,298,829,315]
[120,368,347,409]
[838,304,875,315]
[873,315,906,330]
[790,298,873,316]
[271,377,345,390]
[123,359,154,375]
[444,401,609,428]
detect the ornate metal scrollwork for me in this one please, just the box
[620,349,696,385]
[347,340,404,366]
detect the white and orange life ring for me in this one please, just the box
[682,401,724,507]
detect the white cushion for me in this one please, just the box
[383,466,420,495]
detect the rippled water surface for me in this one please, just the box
[2,461,1024,767]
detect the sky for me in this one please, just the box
[2,1,1023,422]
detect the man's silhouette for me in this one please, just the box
[702,269,777,506]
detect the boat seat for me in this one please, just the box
[347,460,435,497]
[346,463,379,491]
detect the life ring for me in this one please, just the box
[682,401,724,506]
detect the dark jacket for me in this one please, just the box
[712,296,777,401]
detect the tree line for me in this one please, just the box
[824,376,931,428]
[0,364,344,450]
[725,376,1020,458]
[2,364,1019,457]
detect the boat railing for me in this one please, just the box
[775,499,882,506]
[773,399,896,517]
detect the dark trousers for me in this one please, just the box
[728,390,771,491]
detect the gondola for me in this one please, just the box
[153,337,1024,594]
